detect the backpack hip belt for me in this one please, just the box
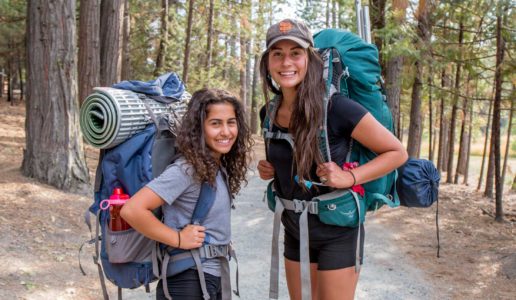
[160,243,238,300]
[267,187,363,300]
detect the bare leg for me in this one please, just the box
[317,266,360,300]
[284,258,319,300]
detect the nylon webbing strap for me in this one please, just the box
[161,252,172,300]
[229,245,240,297]
[269,198,284,299]
[117,288,122,300]
[299,204,311,300]
[93,211,110,300]
[351,191,362,273]
[220,257,232,300]
[192,249,210,300]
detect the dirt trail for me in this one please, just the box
[0,100,515,299]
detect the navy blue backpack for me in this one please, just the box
[79,120,235,300]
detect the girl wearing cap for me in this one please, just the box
[257,19,407,300]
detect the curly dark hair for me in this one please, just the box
[259,47,326,185]
[176,88,254,197]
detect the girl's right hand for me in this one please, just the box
[178,224,206,249]
[257,160,275,180]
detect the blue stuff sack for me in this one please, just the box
[397,158,440,208]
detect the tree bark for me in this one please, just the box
[18,51,24,101]
[182,0,195,84]
[446,18,464,184]
[0,70,3,97]
[370,0,386,71]
[493,11,505,221]
[100,0,124,86]
[407,60,423,157]
[239,14,248,114]
[501,91,514,193]
[485,141,495,198]
[154,0,169,77]
[23,0,90,192]
[78,0,100,105]
[204,0,214,87]
[385,0,408,137]
[428,67,434,161]
[455,95,469,183]
[121,0,131,80]
[250,52,260,134]
[477,93,493,190]
[463,102,473,185]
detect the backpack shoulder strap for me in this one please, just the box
[191,182,217,225]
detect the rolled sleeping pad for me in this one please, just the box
[80,87,186,149]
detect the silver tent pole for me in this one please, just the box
[355,0,363,39]
[362,5,372,44]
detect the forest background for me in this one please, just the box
[0,0,515,299]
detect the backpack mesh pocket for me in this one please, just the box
[105,228,154,263]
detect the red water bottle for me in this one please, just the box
[108,187,131,231]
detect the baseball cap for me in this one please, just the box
[266,19,313,50]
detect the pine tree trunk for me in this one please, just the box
[428,68,434,161]
[204,0,214,87]
[23,0,90,192]
[407,60,423,157]
[501,92,514,192]
[370,0,386,71]
[477,93,493,190]
[385,0,408,138]
[78,0,100,105]
[154,0,169,77]
[121,0,131,80]
[239,15,247,114]
[463,102,473,185]
[386,56,403,138]
[446,19,464,183]
[0,71,3,97]
[250,52,260,134]
[325,0,330,28]
[100,0,124,86]
[18,52,24,101]
[437,69,447,171]
[455,97,469,183]
[182,0,195,84]
[485,142,495,198]
[493,12,505,221]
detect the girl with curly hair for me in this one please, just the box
[121,88,253,300]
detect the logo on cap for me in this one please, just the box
[279,20,293,33]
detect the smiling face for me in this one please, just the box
[203,102,238,160]
[267,39,308,93]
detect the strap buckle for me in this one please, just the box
[204,244,228,259]
[292,199,305,213]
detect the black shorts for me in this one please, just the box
[282,210,365,270]
[156,269,221,300]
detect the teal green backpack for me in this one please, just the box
[314,28,399,213]
[262,29,400,300]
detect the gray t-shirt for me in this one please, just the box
[146,157,232,277]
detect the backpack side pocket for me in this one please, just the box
[316,189,365,228]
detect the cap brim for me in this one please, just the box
[267,36,310,50]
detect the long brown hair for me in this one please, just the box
[259,46,326,184]
[176,88,254,196]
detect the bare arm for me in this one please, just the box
[317,113,408,189]
[120,187,205,250]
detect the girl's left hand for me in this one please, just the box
[316,162,354,189]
